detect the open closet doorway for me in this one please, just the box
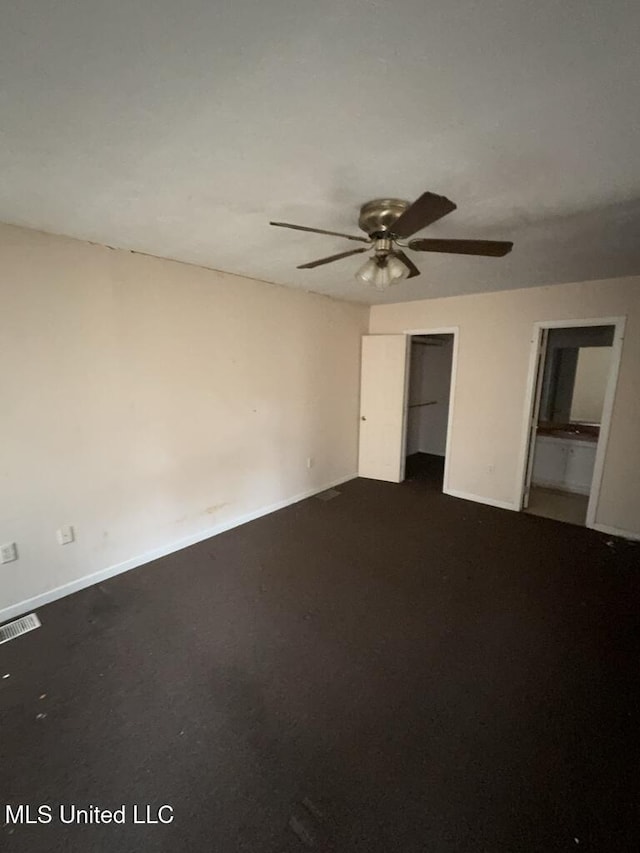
[521,320,624,528]
[405,334,455,491]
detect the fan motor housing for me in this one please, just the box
[358,198,410,237]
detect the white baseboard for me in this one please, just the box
[590,522,640,542]
[444,488,519,512]
[0,473,356,625]
[444,491,639,539]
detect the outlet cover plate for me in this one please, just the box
[0,543,18,564]
[57,525,75,545]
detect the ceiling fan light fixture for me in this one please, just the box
[355,253,410,290]
[271,190,513,289]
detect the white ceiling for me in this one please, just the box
[1,0,639,304]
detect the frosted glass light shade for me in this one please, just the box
[354,254,410,290]
[373,263,392,291]
[354,257,379,284]
[386,254,410,281]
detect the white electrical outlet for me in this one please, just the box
[56,525,75,545]
[0,542,18,564]
[307,457,314,469]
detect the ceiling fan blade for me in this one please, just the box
[408,238,513,257]
[297,248,368,269]
[392,192,457,238]
[270,221,370,243]
[393,250,421,279]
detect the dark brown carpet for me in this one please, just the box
[1,462,639,852]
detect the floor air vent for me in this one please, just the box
[0,612,41,644]
[315,488,341,502]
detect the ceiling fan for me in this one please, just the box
[270,192,513,290]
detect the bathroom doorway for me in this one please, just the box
[521,320,624,527]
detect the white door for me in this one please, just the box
[358,335,409,482]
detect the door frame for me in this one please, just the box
[403,326,459,493]
[516,316,626,529]
[521,328,549,509]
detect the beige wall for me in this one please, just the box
[570,346,612,423]
[370,276,640,537]
[0,224,368,616]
